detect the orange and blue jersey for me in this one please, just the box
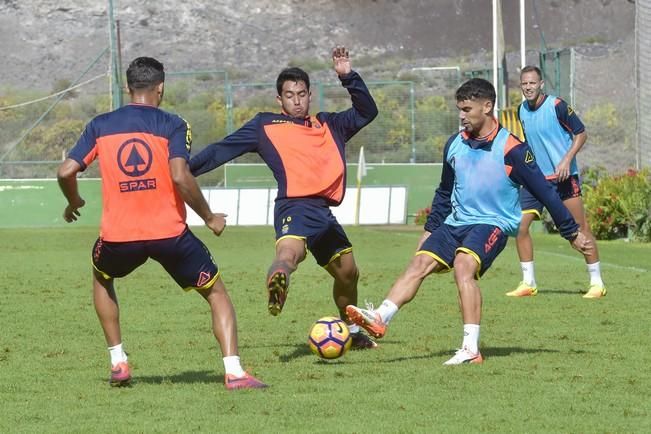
[190,71,378,206]
[518,95,585,179]
[425,123,579,240]
[67,103,192,242]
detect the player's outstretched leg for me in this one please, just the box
[266,238,305,316]
[346,304,387,339]
[267,263,290,316]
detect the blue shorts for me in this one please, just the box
[417,223,508,278]
[92,227,219,291]
[520,174,582,218]
[274,198,352,267]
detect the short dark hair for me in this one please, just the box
[126,57,165,91]
[276,67,310,95]
[455,78,496,107]
[520,65,542,80]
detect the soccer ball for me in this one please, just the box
[308,316,352,359]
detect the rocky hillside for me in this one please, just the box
[0,0,635,90]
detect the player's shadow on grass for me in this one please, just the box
[133,370,221,385]
[278,344,313,362]
[382,346,566,363]
[443,346,562,358]
[279,339,406,362]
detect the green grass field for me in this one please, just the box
[1,226,649,433]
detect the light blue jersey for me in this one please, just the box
[518,95,579,178]
[444,127,522,236]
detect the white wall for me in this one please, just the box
[186,186,407,226]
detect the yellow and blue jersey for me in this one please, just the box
[518,95,585,179]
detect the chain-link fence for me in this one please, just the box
[224,77,460,165]
[637,0,651,169]
[0,48,110,179]
[573,40,637,172]
[163,70,228,148]
[527,42,639,174]
[0,46,641,179]
[0,70,228,179]
[539,48,573,105]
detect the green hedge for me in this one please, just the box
[583,168,651,242]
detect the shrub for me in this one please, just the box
[413,207,430,225]
[583,168,651,241]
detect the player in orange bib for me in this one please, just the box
[190,46,379,349]
[57,57,266,390]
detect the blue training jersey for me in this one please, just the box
[444,127,521,236]
[425,123,579,240]
[518,95,585,178]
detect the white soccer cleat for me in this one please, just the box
[443,347,484,365]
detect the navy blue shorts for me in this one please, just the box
[520,174,582,218]
[274,199,352,267]
[418,223,508,278]
[92,227,219,291]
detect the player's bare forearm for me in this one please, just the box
[565,131,587,163]
[170,160,227,236]
[556,131,586,181]
[170,158,211,221]
[57,158,86,222]
[57,159,83,205]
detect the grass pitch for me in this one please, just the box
[1,226,649,433]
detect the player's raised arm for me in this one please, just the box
[332,46,352,76]
[326,46,378,139]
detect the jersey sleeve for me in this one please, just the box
[189,115,261,176]
[168,115,192,160]
[554,98,585,135]
[67,119,99,171]
[318,71,378,141]
[505,140,579,240]
[424,135,455,233]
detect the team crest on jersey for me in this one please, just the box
[180,117,193,152]
[281,216,291,234]
[524,150,535,164]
